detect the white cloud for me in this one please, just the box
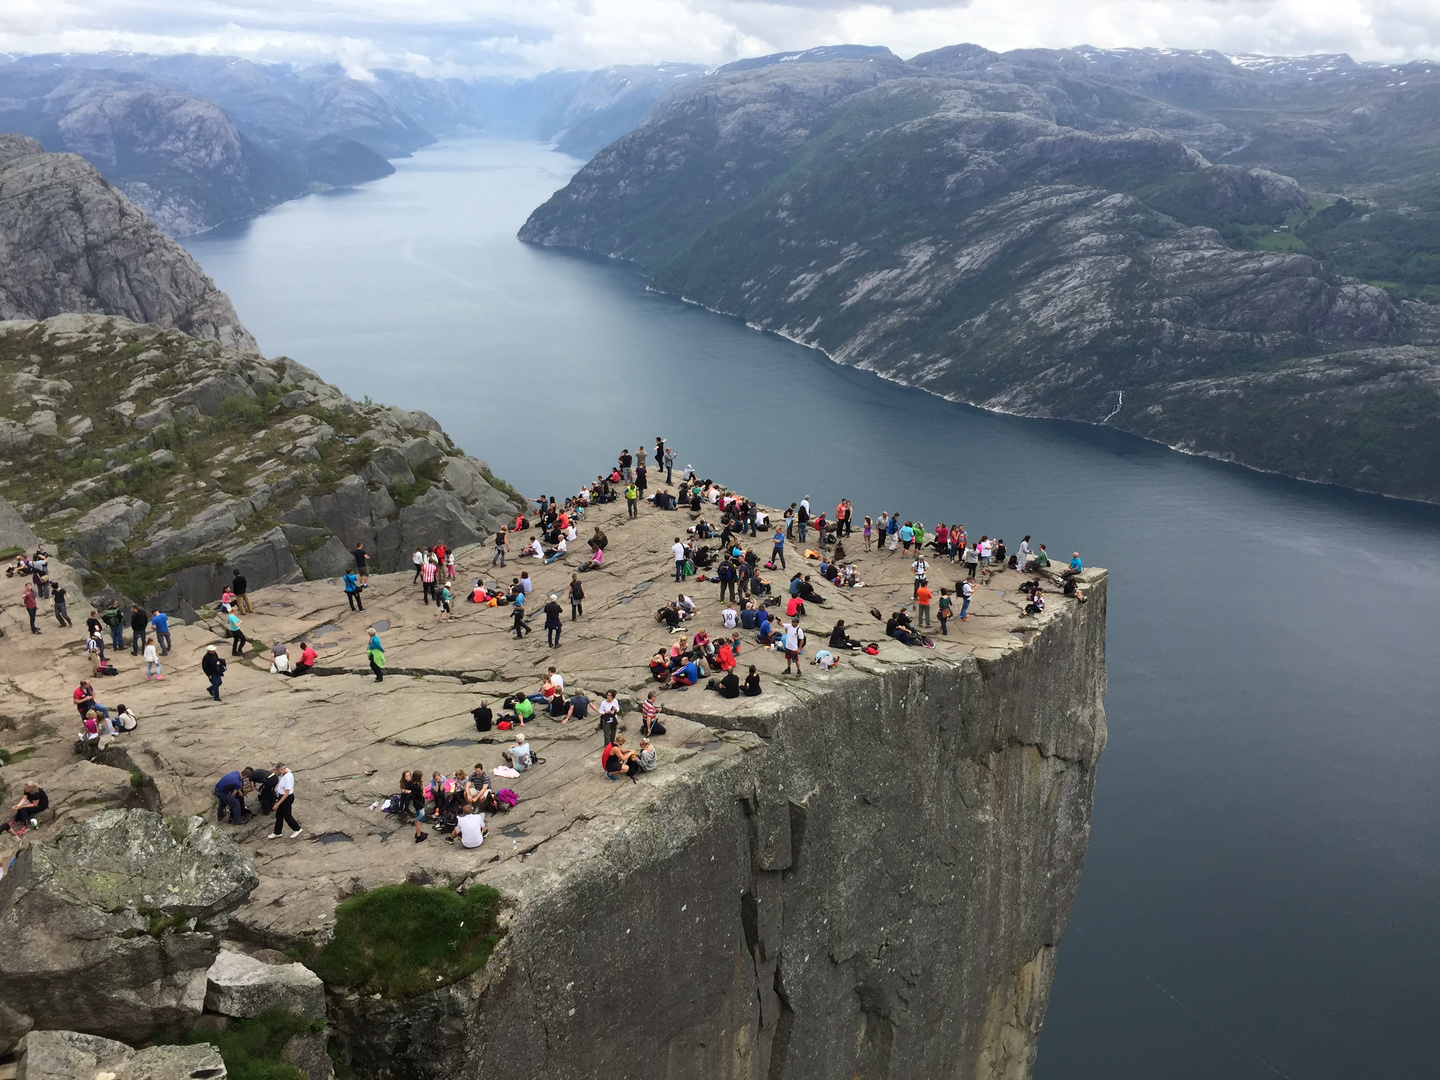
[0,0,1435,76]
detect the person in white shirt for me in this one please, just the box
[721,605,738,629]
[782,619,805,676]
[453,807,486,848]
[267,764,301,839]
[672,538,687,582]
[526,537,544,559]
[1017,535,1032,572]
[412,548,425,583]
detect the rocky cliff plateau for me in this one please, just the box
[521,45,1440,503]
[0,313,523,614]
[0,491,1106,1079]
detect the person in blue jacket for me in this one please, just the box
[214,769,246,824]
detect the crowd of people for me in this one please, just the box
[12,433,1089,862]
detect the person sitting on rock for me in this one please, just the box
[447,805,487,848]
[1024,586,1046,617]
[464,763,492,810]
[714,638,737,673]
[798,576,827,605]
[562,690,591,724]
[0,783,49,835]
[603,735,642,782]
[829,620,863,651]
[1062,552,1083,580]
[743,665,762,696]
[502,694,535,727]
[711,669,741,698]
[501,735,533,773]
[638,738,658,772]
[269,640,291,674]
[648,650,670,681]
[669,659,702,690]
[1062,576,1086,603]
[656,602,683,631]
[289,642,318,677]
[886,612,922,646]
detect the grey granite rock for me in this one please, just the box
[204,949,327,1021]
[16,1028,227,1080]
[70,496,152,556]
[0,136,255,349]
[0,809,260,1053]
[281,1031,335,1080]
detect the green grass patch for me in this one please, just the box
[294,883,503,998]
[0,546,24,560]
[0,746,37,767]
[176,1008,320,1080]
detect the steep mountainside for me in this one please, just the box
[521,46,1440,502]
[0,314,523,615]
[0,135,254,348]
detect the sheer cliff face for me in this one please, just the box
[0,135,256,350]
[333,575,1107,1080]
[520,55,1440,504]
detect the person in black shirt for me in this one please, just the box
[544,594,564,647]
[129,605,148,655]
[743,666,762,697]
[1,783,48,833]
[231,570,252,614]
[242,766,279,813]
[53,583,72,628]
[402,770,427,843]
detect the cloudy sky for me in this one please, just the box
[2,0,1436,78]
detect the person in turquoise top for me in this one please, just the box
[1063,552,1083,580]
[771,528,786,570]
[227,609,249,655]
[367,628,385,682]
[898,521,914,554]
[344,571,364,612]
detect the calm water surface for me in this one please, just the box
[186,139,1440,1080]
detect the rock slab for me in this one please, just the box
[205,949,328,1021]
[16,1029,227,1080]
[0,809,260,1053]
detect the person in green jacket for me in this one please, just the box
[367,628,385,682]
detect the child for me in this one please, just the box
[143,639,162,679]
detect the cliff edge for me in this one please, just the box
[0,134,255,349]
[0,489,1105,1079]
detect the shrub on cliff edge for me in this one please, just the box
[296,883,503,998]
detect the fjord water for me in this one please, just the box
[185,139,1440,1080]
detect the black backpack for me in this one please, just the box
[472,706,493,732]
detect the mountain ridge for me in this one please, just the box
[521,44,1440,503]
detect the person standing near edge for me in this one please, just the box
[663,445,676,485]
[352,541,371,586]
[367,627,386,682]
[266,763,302,839]
[492,527,508,567]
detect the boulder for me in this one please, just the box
[399,436,444,467]
[204,949,327,1021]
[281,1031,335,1080]
[0,809,260,1053]
[25,409,58,437]
[172,373,256,418]
[362,446,415,488]
[69,496,152,556]
[16,1029,227,1080]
